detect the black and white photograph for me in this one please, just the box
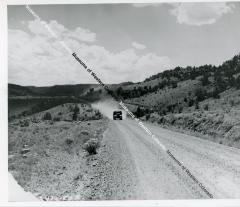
[3,0,240,205]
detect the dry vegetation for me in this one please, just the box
[135,88,240,148]
[8,103,109,200]
[115,54,240,148]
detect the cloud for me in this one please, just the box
[8,20,171,86]
[132,41,146,50]
[170,2,234,26]
[28,20,66,37]
[69,27,96,42]
[28,19,96,42]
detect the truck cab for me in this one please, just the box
[113,111,122,120]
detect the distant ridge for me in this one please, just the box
[8,83,98,97]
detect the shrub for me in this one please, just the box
[65,138,74,145]
[22,110,30,117]
[135,106,145,118]
[188,99,194,107]
[146,114,150,121]
[236,76,240,89]
[43,112,52,120]
[21,148,30,154]
[73,105,80,113]
[53,116,61,121]
[195,102,199,110]
[83,138,99,155]
[81,130,89,135]
[20,119,30,127]
[72,105,80,121]
[178,106,183,113]
[201,74,210,86]
[212,89,220,99]
[230,100,235,107]
[72,112,78,121]
[195,89,207,102]
[94,110,102,119]
[31,117,39,123]
[203,104,209,111]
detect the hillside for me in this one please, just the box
[8,54,240,147]
[115,54,240,106]
[8,82,133,119]
[113,54,240,148]
[8,83,98,97]
[8,83,106,120]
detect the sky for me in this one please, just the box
[8,2,240,86]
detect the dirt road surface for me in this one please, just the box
[93,101,240,200]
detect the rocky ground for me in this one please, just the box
[147,110,240,149]
[8,103,110,201]
[141,88,240,149]
[9,100,240,200]
[84,128,138,200]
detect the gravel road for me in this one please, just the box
[93,101,240,200]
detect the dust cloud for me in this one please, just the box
[92,99,126,120]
